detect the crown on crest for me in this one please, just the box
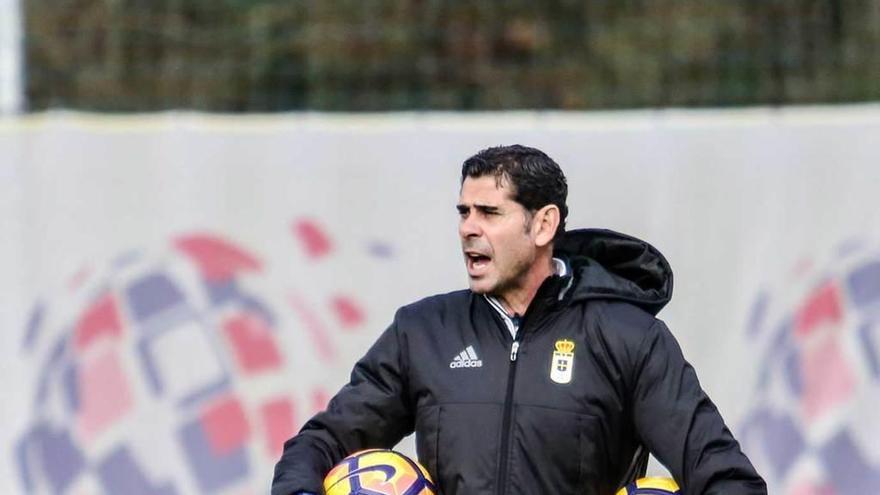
[555,339,575,353]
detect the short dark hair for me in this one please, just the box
[461,144,568,241]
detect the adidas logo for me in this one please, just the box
[449,345,483,369]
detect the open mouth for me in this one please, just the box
[465,252,492,274]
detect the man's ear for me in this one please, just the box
[532,204,560,248]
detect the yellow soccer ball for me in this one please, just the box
[324,449,437,495]
[615,476,681,495]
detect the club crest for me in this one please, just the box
[550,339,575,384]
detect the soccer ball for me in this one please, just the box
[324,449,437,495]
[615,476,680,495]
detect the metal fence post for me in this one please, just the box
[0,0,24,114]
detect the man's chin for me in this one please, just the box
[467,278,495,295]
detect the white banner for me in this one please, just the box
[2,108,880,494]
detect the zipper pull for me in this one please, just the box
[510,342,520,362]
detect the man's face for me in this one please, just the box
[457,175,538,297]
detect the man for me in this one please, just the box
[272,145,766,495]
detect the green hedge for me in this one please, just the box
[24,0,880,111]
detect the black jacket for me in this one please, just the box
[272,229,766,495]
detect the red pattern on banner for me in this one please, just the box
[174,234,262,282]
[292,219,333,259]
[330,295,365,329]
[794,282,843,339]
[77,349,133,441]
[201,396,251,455]
[260,398,296,457]
[800,336,856,424]
[222,313,283,374]
[74,293,124,352]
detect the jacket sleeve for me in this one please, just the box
[630,320,767,495]
[271,314,414,495]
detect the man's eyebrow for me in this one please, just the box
[474,204,500,213]
[456,203,501,214]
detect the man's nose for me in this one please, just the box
[459,215,482,238]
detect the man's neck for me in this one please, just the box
[494,256,556,316]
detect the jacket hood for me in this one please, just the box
[554,228,673,315]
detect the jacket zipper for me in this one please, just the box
[496,333,523,495]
